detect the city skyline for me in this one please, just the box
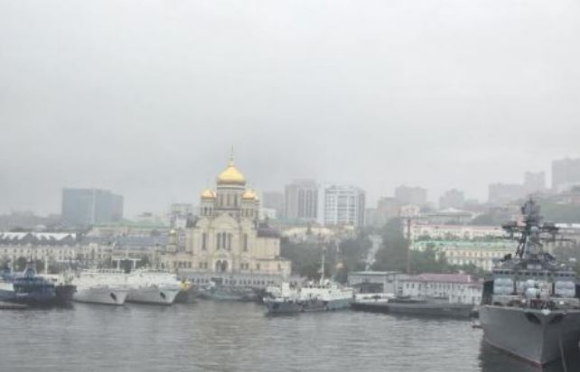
[1,154,576,219]
[2,1,579,217]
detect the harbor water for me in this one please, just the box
[1,301,579,372]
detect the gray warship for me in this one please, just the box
[479,199,580,365]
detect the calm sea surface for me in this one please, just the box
[1,301,578,372]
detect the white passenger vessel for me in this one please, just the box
[73,269,129,306]
[126,269,181,305]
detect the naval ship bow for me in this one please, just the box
[479,199,580,365]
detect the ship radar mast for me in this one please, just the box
[502,198,558,259]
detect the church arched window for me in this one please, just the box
[243,234,248,252]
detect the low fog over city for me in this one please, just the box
[2,1,580,372]
[1,0,579,217]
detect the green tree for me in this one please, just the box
[280,238,322,279]
[372,218,408,272]
[409,248,453,274]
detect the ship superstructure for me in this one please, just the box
[479,199,580,365]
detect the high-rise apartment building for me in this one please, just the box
[395,186,428,206]
[319,185,366,227]
[284,180,318,221]
[552,158,580,192]
[62,188,124,226]
[439,189,465,209]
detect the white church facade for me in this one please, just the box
[161,157,292,286]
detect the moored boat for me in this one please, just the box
[126,269,181,305]
[72,269,129,306]
[174,280,198,304]
[264,280,354,314]
[264,248,353,314]
[386,297,474,318]
[479,199,580,365]
[9,267,58,307]
[198,281,258,301]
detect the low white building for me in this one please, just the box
[401,273,482,305]
[409,223,505,242]
[418,208,476,225]
[0,232,112,266]
[412,240,517,271]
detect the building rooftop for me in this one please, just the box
[404,273,476,283]
[0,232,78,245]
[413,240,516,249]
[349,271,402,276]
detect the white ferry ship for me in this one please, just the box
[126,269,181,305]
[73,269,129,306]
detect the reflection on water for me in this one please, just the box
[0,301,577,372]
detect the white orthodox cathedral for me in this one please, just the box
[161,157,292,284]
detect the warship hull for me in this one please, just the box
[480,305,580,365]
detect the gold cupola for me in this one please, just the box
[200,188,216,199]
[242,189,257,200]
[217,158,246,186]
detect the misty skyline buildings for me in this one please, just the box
[552,158,580,193]
[61,188,124,226]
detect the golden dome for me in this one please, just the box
[217,159,246,186]
[242,189,257,200]
[200,188,216,199]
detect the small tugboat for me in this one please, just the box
[1,266,75,308]
[42,270,78,306]
[263,250,354,314]
[479,199,580,365]
[174,279,198,304]
[9,266,58,307]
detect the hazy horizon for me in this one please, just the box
[2,0,579,217]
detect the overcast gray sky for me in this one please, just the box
[1,0,579,217]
